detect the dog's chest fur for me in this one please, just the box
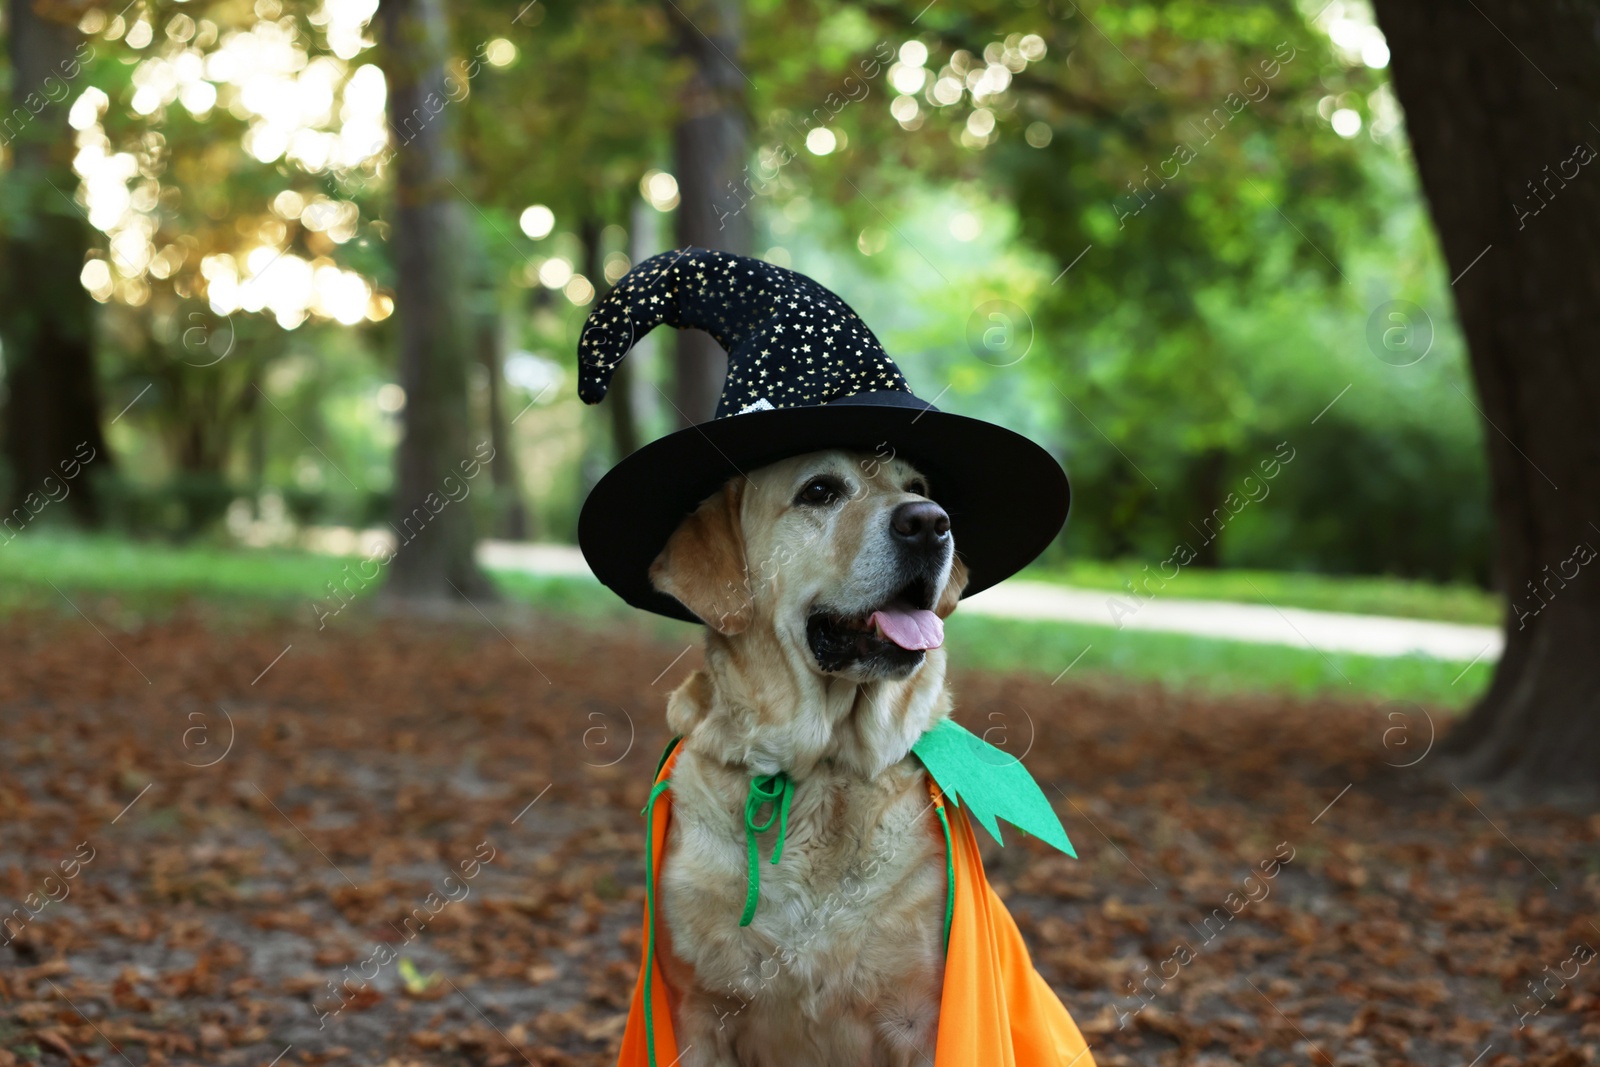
[659,747,947,1066]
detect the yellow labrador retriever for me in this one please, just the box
[647,446,968,1066]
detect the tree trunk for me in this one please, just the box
[376,0,492,599]
[576,216,613,498]
[616,198,662,450]
[580,213,642,460]
[474,294,527,540]
[668,0,751,426]
[1374,0,1600,797]
[244,372,265,516]
[0,0,108,525]
[1187,448,1228,570]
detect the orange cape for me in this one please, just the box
[617,739,1096,1066]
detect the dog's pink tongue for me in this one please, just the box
[870,607,944,651]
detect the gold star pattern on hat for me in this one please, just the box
[577,247,910,420]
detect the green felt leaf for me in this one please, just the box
[911,717,1077,859]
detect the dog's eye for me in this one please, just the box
[795,476,844,506]
[905,479,929,498]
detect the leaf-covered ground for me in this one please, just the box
[1,600,1595,1067]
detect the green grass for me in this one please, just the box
[1022,558,1502,626]
[1,533,1492,707]
[0,534,352,610]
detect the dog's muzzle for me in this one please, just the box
[806,502,954,677]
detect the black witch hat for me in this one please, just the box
[576,247,1069,624]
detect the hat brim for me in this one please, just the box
[577,395,1071,624]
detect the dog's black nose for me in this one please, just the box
[891,500,951,549]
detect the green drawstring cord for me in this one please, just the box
[738,770,951,950]
[739,770,795,926]
[935,799,954,954]
[640,745,951,1067]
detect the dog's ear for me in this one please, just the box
[650,479,752,635]
[934,555,969,619]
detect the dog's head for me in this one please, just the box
[649,448,968,682]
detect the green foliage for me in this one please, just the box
[755,0,1490,584]
[453,2,680,225]
[0,0,1494,593]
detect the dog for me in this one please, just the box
[645,446,970,1067]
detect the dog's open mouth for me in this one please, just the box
[806,583,943,674]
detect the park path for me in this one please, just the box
[477,541,1502,663]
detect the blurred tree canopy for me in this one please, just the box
[0,0,1489,587]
